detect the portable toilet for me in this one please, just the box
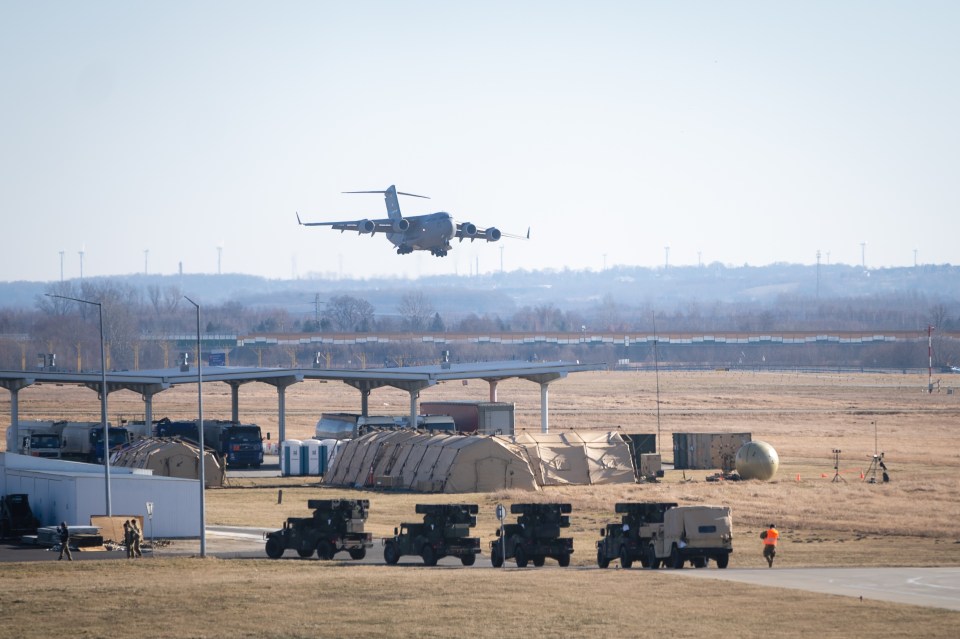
[281,439,303,476]
[302,439,324,476]
[319,438,341,468]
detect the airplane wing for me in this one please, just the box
[297,213,398,234]
[455,223,530,243]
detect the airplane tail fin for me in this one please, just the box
[343,185,429,221]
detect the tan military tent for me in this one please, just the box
[323,431,538,493]
[324,430,635,493]
[502,431,636,486]
[111,438,224,487]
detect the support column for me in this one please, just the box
[228,381,242,422]
[521,373,564,435]
[261,376,301,444]
[488,379,499,402]
[2,378,34,452]
[344,380,388,418]
[409,390,418,430]
[137,384,168,430]
[540,382,550,434]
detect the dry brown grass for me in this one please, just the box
[3,371,960,636]
[1,558,959,639]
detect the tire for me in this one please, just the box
[265,536,284,559]
[491,542,504,568]
[533,555,545,567]
[716,553,729,569]
[514,545,528,568]
[645,546,659,570]
[670,545,684,569]
[421,544,438,567]
[461,554,476,567]
[297,547,314,558]
[557,553,570,568]
[597,547,610,569]
[348,547,366,560]
[384,542,400,565]
[317,540,336,561]
[620,545,633,569]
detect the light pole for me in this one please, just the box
[184,295,207,557]
[45,293,111,515]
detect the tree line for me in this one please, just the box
[0,279,957,372]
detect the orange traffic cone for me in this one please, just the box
[860,470,865,479]
[821,473,827,478]
[796,473,801,482]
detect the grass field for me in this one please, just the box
[2,370,960,636]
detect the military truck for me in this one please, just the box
[383,504,480,566]
[264,499,372,560]
[596,502,678,568]
[643,505,732,569]
[490,503,574,568]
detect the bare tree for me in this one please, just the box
[398,291,435,332]
[325,295,375,332]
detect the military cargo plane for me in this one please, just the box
[297,185,528,257]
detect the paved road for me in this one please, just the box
[672,566,960,611]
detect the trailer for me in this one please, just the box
[419,401,515,435]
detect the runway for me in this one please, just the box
[672,566,960,611]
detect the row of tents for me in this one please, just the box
[323,430,636,493]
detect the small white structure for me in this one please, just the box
[0,452,201,537]
[281,439,302,476]
[302,439,323,476]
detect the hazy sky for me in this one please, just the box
[2,1,957,282]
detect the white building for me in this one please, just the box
[1,452,200,538]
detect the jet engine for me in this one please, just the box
[485,227,502,242]
[358,219,376,234]
[459,223,478,240]
[392,218,410,233]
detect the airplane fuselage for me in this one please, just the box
[389,212,456,255]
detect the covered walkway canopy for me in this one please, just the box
[1,360,604,446]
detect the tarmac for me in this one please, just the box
[4,528,960,611]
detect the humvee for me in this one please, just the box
[643,505,732,569]
[490,503,574,568]
[265,499,372,560]
[383,504,480,566]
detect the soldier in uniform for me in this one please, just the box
[130,518,143,558]
[123,521,133,558]
[57,522,73,561]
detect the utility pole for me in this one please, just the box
[816,249,821,299]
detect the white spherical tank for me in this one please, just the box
[735,441,780,481]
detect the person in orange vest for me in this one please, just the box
[760,523,779,567]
